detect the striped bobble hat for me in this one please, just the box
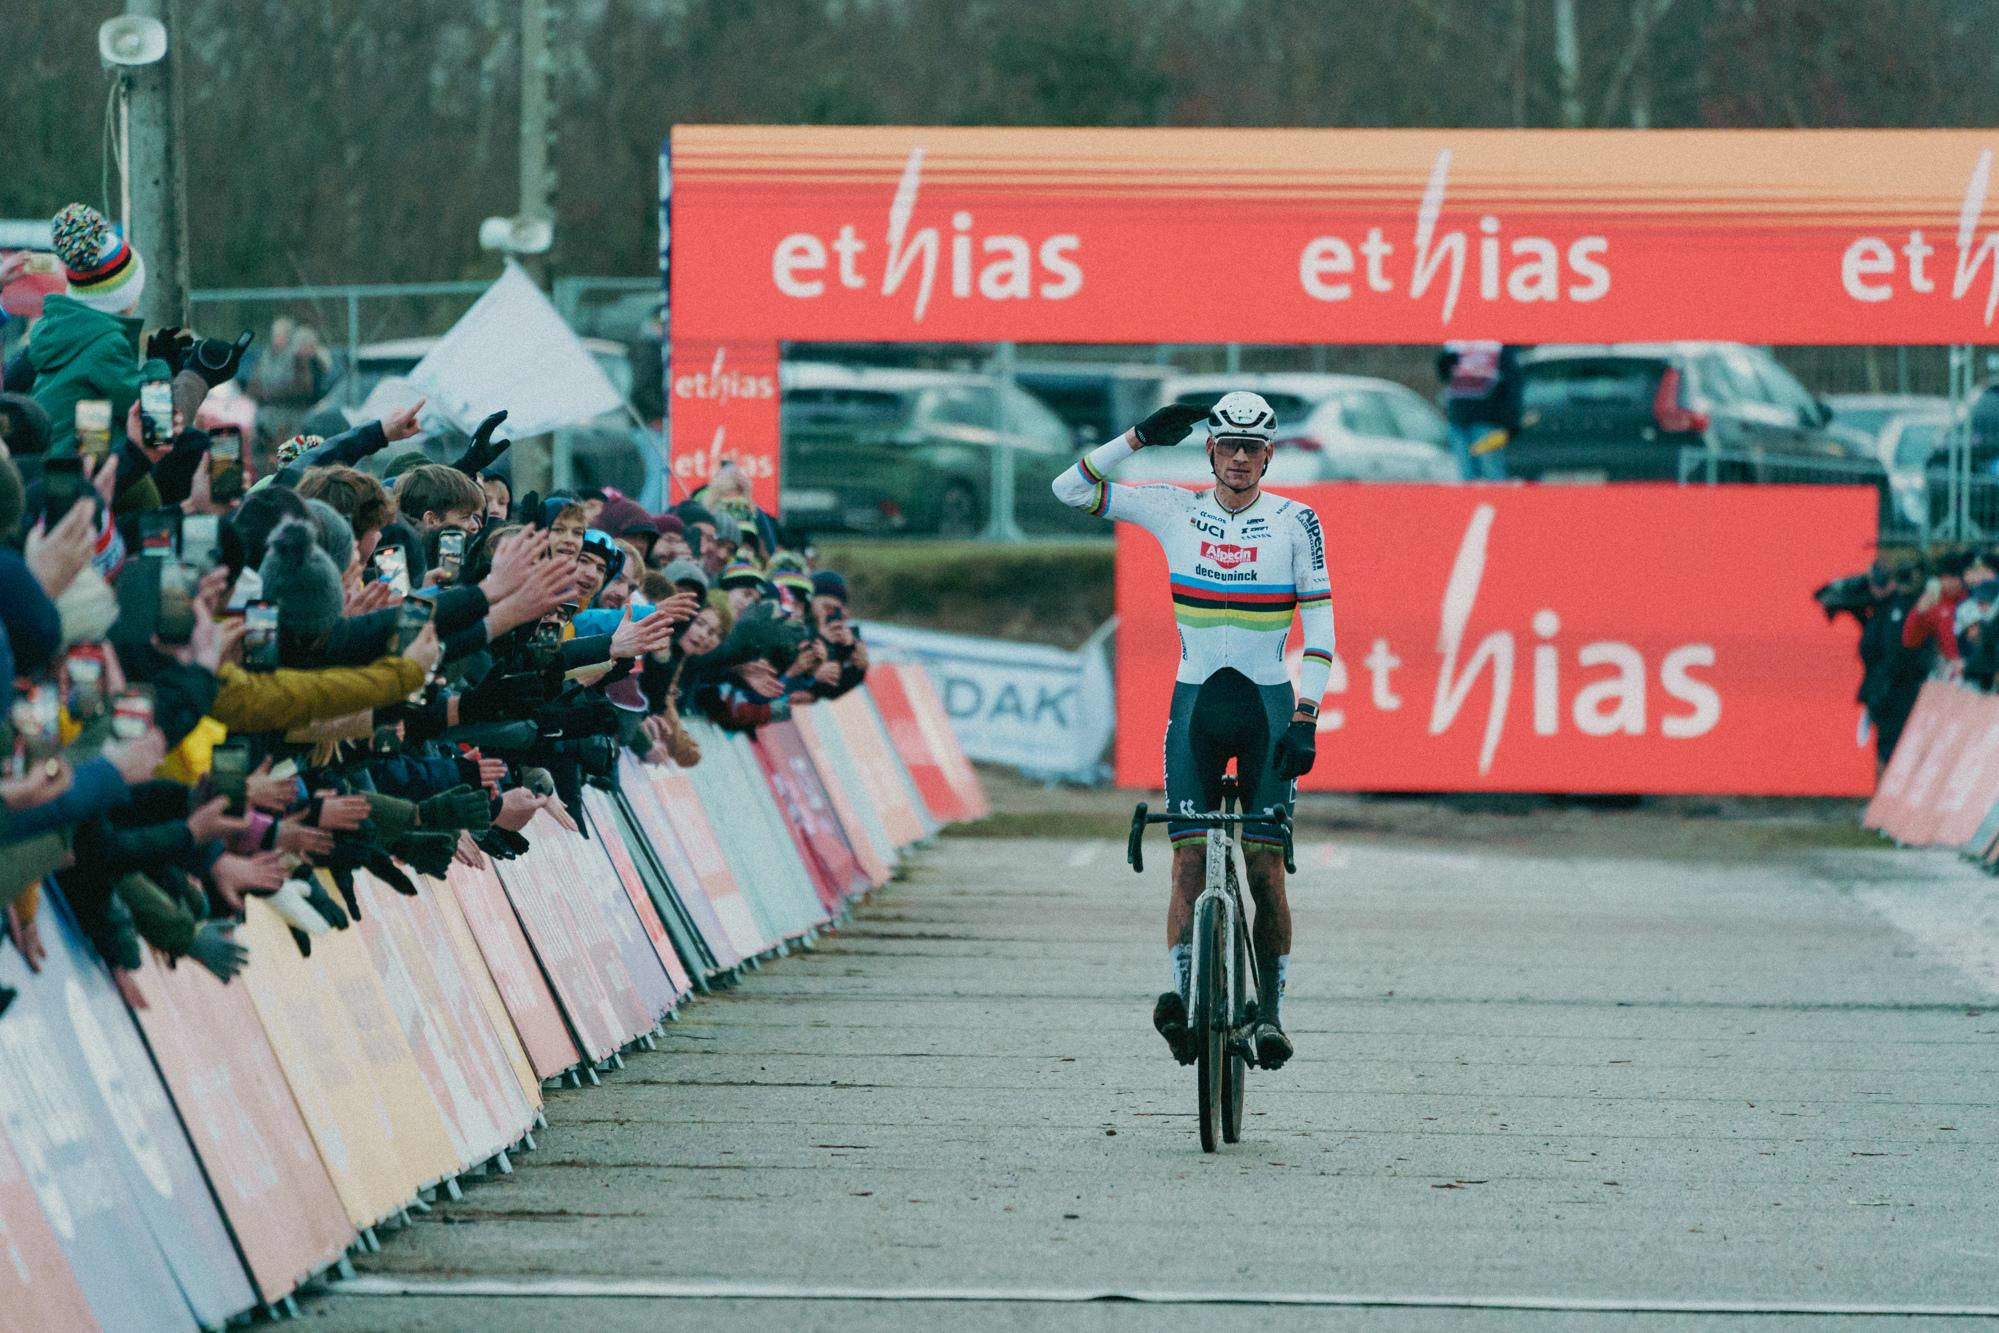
[718,556,766,590]
[774,570,814,599]
[50,204,145,314]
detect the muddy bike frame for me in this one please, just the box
[1128,775,1295,1151]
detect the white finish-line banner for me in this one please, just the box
[331,1276,1999,1317]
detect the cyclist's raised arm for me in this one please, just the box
[1289,501,1337,707]
[1051,403,1208,531]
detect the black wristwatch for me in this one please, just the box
[1295,700,1319,721]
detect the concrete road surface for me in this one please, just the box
[312,810,1999,1331]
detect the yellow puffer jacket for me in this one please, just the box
[209,656,426,734]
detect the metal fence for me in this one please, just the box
[1677,445,1999,550]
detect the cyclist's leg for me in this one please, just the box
[1237,680,1299,1063]
[1155,681,1208,1061]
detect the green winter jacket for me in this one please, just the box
[28,295,145,454]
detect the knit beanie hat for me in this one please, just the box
[651,513,685,537]
[674,500,718,532]
[594,496,653,539]
[51,204,145,314]
[274,434,324,469]
[774,570,813,599]
[0,394,52,458]
[767,549,808,575]
[811,570,849,604]
[259,519,346,636]
[302,498,357,572]
[718,557,765,591]
[662,559,708,594]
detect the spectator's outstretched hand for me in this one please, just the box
[145,327,192,376]
[244,758,294,812]
[210,851,286,912]
[402,622,442,674]
[734,660,783,698]
[24,501,96,598]
[277,814,334,858]
[2,759,73,811]
[383,397,426,443]
[187,795,249,845]
[187,920,248,982]
[5,902,45,973]
[313,791,372,832]
[346,579,399,616]
[454,831,487,869]
[656,590,702,625]
[104,730,167,785]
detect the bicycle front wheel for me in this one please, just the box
[1222,889,1248,1143]
[1194,895,1225,1154]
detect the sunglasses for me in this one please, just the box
[1210,438,1269,457]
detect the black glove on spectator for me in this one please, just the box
[186,919,248,981]
[1131,402,1209,448]
[301,877,349,931]
[145,327,192,375]
[189,331,254,387]
[360,847,420,896]
[454,410,510,474]
[460,672,546,725]
[1270,719,1317,780]
[418,784,492,834]
[475,827,529,861]
[328,864,362,920]
[397,832,459,879]
[536,697,619,742]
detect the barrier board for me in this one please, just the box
[127,942,353,1304]
[636,757,771,961]
[238,898,458,1228]
[585,786,696,1000]
[792,704,896,887]
[441,860,580,1082]
[353,874,535,1173]
[829,689,930,848]
[616,755,751,971]
[491,812,634,1063]
[869,664,974,823]
[898,662,993,820]
[0,1122,101,1332]
[0,932,194,1333]
[1117,486,1878,795]
[14,894,255,1326]
[759,720,871,902]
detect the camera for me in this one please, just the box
[1813,572,1878,624]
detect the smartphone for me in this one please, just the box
[9,685,60,778]
[208,431,244,503]
[111,685,155,740]
[242,600,280,670]
[436,527,466,581]
[181,511,220,567]
[224,566,263,614]
[74,399,112,462]
[138,505,179,558]
[40,455,85,529]
[394,596,434,653]
[156,561,199,645]
[139,380,174,445]
[63,648,106,721]
[210,739,250,815]
[373,546,410,597]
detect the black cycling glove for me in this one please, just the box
[1271,719,1317,780]
[1131,402,1209,449]
[190,331,254,388]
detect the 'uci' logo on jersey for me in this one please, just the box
[1200,541,1258,569]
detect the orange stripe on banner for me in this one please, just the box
[899,663,991,822]
[868,665,973,825]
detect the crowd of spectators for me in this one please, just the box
[1822,549,1999,764]
[0,203,866,1016]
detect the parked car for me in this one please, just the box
[1828,392,1953,448]
[779,363,1092,537]
[1114,373,1457,486]
[1510,342,1866,482]
[1013,361,1172,447]
[1874,409,1957,531]
[306,337,654,499]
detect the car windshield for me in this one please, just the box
[1835,406,1904,440]
[1521,358,1666,409]
[1893,420,1950,469]
[784,387,910,427]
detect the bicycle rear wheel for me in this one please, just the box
[1221,876,1248,1143]
[1194,895,1225,1153]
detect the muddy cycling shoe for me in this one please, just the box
[1251,1020,1294,1070]
[1152,991,1196,1065]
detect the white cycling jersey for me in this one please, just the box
[1052,434,1336,703]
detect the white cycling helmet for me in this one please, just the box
[1206,390,1277,445]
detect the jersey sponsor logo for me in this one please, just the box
[1193,565,1261,582]
[1296,509,1325,569]
[1191,514,1227,539]
[1200,541,1258,569]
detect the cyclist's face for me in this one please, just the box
[1209,437,1269,490]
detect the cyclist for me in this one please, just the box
[1052,392,1333,1070]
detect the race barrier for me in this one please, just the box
[0,669,982,1330]
[1864,679,1999,861]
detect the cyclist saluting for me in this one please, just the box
[1052,392,1333,1070]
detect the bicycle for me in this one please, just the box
[1127,774,1295,1153]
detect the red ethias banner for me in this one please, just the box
[1115,485,1877,796]
[672,126,1999,345]
[667,338,780,511]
